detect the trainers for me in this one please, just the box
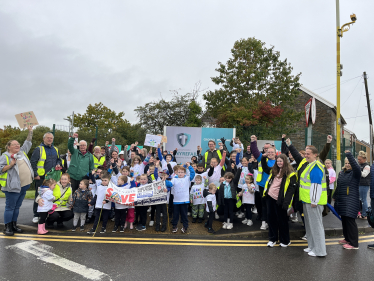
[112,226,118,233]
[242,219,248,224]
[136,224,143,231]
[291,217,298,223]
[237,213,244,218]
[120,226,125,233]
[80,226,85,231]
[198,218,203,223]
[246,220,253,226]
[252,207,258,214]
[226,223,233,230]
[192,218,197,223]
[149,221,154,227]
[32,217,39,224]
[339,239,349,244]
[72,226,77,232]
[367,244,374,250]
[147,207,151,212]
[208,228,215,234]
[267,241,276,247]
[308,251,316,257]
[181,227,187,234]
[155,225,160,232]
[301,234,307,241]
[161,225,166,232]
[304,248,311,253]
[141,226,146,231]
[260,221,268,230]
[100,227,106,234]
[204,222,209,228]
[87,228,95,235]
[172,227,178,233]
[187,212,191,216]
[280,242,291,248]
[343,244,359,250]
[222,222,227,229]
[215,213,219,220]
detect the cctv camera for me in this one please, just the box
[350,13,357,22]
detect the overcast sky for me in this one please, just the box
[1,0,373,142]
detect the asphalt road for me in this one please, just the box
[1,232,374,281]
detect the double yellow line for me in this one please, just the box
[1,233,373,247]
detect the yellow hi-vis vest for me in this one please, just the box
[256,158,268,183]
[37,146,60,176]
[93,155,105,169]
[0,152,30,187]
[216,183,242,209]
[204,150,226,171]
[53,184,72,207]
[263,171,296,209]
[297,158,308,171]
[299,161,327,205]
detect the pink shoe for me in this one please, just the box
[339,239,348,244]
[37,224,48,235]
[129,222,133,230]
[343,244,359,250]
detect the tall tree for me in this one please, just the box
[203,37,302,138]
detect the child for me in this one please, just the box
[148,162,160,227]
[136,174,152,231]
[155,172,171,232]
[325,159,336,205]
[165,163,195,233]
[207,151,227,187]
[238,174,255,226]
[217,171,240,229]
[70,179,93,231]
[87,172,112,234]
[112,175,136,232]
[235,155,254,218]
[157,144,177,171]
[204,183,217,233]
[37,179,57,235]
[130,149,152,178]
[190,175,207,223]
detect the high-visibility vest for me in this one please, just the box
[216,183,241,209]
[93,155,105,169]
[53,184,72,207]
[299,161,327,205]
[204,150,226,171]
[36,146,59,176]
[256,158,269,183]
[263,171,296,209]
[297,158,308,171]
[0,152,30,187]
[151,174,156,181]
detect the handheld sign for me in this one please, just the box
[15,111,39,128]
[144,134,162,148]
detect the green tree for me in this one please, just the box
[203,37,302,138]
[0,126,21,152]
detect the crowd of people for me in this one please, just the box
[1,129,374,256]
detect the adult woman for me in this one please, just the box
[262,153,297,247]
[357,151,370,219]
[333,151,361,249]
[0,126,33,236]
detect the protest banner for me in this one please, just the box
[15,111,39,128]
[105,181,167,206]
[144,134,162,148]
[108,144,122,153]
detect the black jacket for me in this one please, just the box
[71,188,93,213]
[359,163,370,186]
[217,169,240,206]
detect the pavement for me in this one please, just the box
[0,198,373,238]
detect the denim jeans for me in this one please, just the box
[359,186,370,217]
[2,184,30,224]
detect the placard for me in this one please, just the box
[157,134,168,143]
[15,111,39,128]
[144,134,162,148]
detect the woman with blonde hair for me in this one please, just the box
[357,151,370,219]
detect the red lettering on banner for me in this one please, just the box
[106,188,113,198]
[129,194,135,202]
[121,195,129,202]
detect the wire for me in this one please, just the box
[312,75,362,91]
[342,77,363,105]
[344,115,368,119]
[353,84,364,130]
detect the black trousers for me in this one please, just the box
[92,209,110,229]
[244,203,254,220]
[223,198,235,222]
[266,196,290,244]
[342,216,359,247]
[135,206,140,224]
[327,189,332,205]
[255,190,262,219]
[70,178,81,193]
[156,203,167,226]
[207,211,214,229]
[46,210,74,224]
[150,205,156,221]
[168,194,174,217]
[33,176,45,217]
[137,206,148,226]
[172,203,188,229]
[114,209,127,227]
[259,186,267,222]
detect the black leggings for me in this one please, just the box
[244,203,254,220]
[38,212,48,224]
[46,210,74,224]
[223,198,235,222]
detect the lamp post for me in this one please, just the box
[335,0,356,174]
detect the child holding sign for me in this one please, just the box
[189,175,207,223]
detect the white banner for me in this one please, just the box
[165,126,202,164]
[105,181,167,206]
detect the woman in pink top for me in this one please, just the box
[261,153,298,248]
[325,159,336,204]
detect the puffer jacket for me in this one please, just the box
[217,168,240,206]
[370,165,374,199]
[333,152,361,218]
[70,188,93,213]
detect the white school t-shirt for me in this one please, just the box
[89,183,97,197]
[208,165,222,187]
[190,183,205,205]
[205,193,217,212]
[241,183,256,204]
[95,185,112,210]
[171,176,191,203]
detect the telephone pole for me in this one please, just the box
[364,72,373,164]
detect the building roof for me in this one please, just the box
[299,85,347,125]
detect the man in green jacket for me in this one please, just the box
[68,133,95,193]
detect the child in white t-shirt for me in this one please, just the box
[238,174,256,226]
[205,183,217,234]
[189,175,207,223]
[207,152,227,187]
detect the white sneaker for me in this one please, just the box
[237,213,244,218]
[235,212,239,216]
[308,251,316,257]
[242,219,248,224]
[215,213,219,220]
[246,220,253,226]
[267,241,276,247]
[149,221,154,227]
[280,242,291,247]
[291,217,298,223]
[32,217,39,224]
[260,221,268,230]
[226,223,233,230]
[301,234,307,241]
[147,207,151,213]
[222,222,227,229]
[160,213,163,217]
[252,207,257,214]
[187,212,191,216]
[304,247,311,253]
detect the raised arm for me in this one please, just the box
[187,164,195,181]
[20,126,33,154]
[109,138,116,156]
[250,136,262,161]
[68,134,77,155]
[287,139,304,165]
[281,134,290,156]
[345,151,361,179]
[219,151,227,167]
[319,135,332,163]
[157,145,164,162]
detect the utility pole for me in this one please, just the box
[364,72,373,164]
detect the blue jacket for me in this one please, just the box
[333,152,361,218]
[30,143,62,177]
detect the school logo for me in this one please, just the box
[177,133,191,147]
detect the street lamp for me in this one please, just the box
[335,0,356,174]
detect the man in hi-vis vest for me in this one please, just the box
[30,132,62,224]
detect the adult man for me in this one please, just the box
[243,145,252,159]
[30,132,62,224]
[201,140,225,169]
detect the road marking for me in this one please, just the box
[6,241,112,281]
